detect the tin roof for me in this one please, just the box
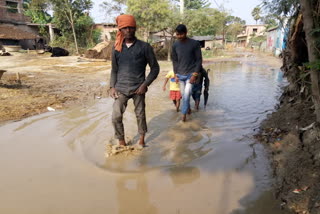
[191,36,214,41]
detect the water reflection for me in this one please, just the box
[0,58,289,214]
[40,60,288,212]
[117,174,158,214]
[166,166,200,186]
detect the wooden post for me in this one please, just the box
[49,23,55,42]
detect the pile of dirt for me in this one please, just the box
[84,41,114,60]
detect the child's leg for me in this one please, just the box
[195,100,200,110]
[175,99,180,112]
[170,90,177,108]
[173,100,177,106]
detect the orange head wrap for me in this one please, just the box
[115,14,136,52]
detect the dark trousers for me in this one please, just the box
[112,93,147,140]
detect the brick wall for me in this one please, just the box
[0,0,30,23]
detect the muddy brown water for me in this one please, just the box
[0,59,290,214]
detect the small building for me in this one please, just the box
[237,25,266,47]
[213,35,224,47]
[0,0,56,50]
[265,26,287,56]
[149,30,174,48]
[0,24,40,50]
[151,30,172,41]
[0,0,29,24]
[94,23,117,42]
[191,36,214,49]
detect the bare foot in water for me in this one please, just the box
[195,100,200,111]
[119,139,126,146]
[182,114,187,122]
[139,135,145,147]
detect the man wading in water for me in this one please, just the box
[171,24,202,122]
[109,14,160,147]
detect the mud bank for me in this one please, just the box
[256,60,320,213]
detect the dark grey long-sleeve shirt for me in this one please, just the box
[110,39,160,95]
[171,38,202,75]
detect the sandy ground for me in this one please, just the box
[0,53,171,124]
[0,53,112,123]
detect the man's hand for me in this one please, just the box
[109,87,119,99]
[135,84,148,94]
[175,76,180,83]
[189,75,197,84]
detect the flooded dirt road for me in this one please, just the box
[0,55,289,214]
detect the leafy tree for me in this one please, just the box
[23,0,52,38]
[263,0,320,122]
[212,10,234,44]
[23,0,52,24]
[260,14,278,29]
[162,6,182,60]
[174,0,210,9]
[50,0,93,54]
[127,0,171,41]
[224,16,246,43]
[186,0,210,9]
[100,0,127,21]
[184,8,224,36]
[251,6,262,24]
[261,0,299,17]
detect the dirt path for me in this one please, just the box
[0,54,110,123]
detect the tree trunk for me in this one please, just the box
[167,31,174,62]
[167,38,172,62]
[69,8,79,54]
[162,30,170,61]
[180,0,184,15]
[301,0,320,122]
